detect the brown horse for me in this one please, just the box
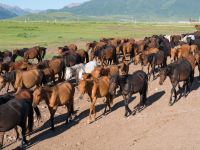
[24,46,46,62]
[94,45,118,65]
[77,49,89,63]
[68,44,78,51]
[48,58,65,81]
[13,46,46,62]
[9,60,31,72]
[122,41,135,61]
[78,75,115,123]
[42,68,55,85]
[0,69,44,94]
[32,82,75,130]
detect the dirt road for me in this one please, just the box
[3,61,200,150]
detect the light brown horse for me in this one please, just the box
[9,60,31,72]
[32,82,75,130]
[0,69,44,94]
[78,75,114,123]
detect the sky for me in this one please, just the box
[0,0,89,10]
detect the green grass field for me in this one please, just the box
[0,21,196,52]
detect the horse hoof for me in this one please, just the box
[124,113,128,117]
[132,110,136,116]
[87,119,92,124]
[169,102,173,106]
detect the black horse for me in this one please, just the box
[110,70,148,117]
[159,58,193,106]
[0,99,34,148]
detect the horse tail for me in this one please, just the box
[28,102,34,133]
[71,86,75,115]
[40,70,47,85]
[71,98,75,115]
[85,51,89,63]
[113,47,118,64]
[41,48,46,59]
[33,106,41,120]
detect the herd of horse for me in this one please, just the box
[1,29,200,149]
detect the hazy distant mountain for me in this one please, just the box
[64,3,82,8]
[0,3,31,19]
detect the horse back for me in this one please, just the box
[56,82,75,106]
[129,70,148,93]
[95,76,110,97]
[0,99,30,132]
[21,69,43,88]
[170,59,192,81]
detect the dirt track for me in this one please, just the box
[3,60,200,150]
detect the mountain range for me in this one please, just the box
[1,0,200,21]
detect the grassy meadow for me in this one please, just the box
[0,21,196,58]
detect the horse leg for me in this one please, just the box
[21,118,28,147]
[6,82,10,92]
[103,95,112,115]
[123,94,132,117]
[15,87,22,95]
[66,102,73,124]
[152,65,156,80]
[147,64,151,81]
[198,63,200,78]
[49,107,56,130]
[0,132,4,149]
[169,84,177,106]
[92,97,97,122]
[88,97,96,123]
[14,126,19,141]
[103,98,108,115]
[138,84,147,112]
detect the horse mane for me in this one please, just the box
[3,70,16,82]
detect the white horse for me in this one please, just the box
[65,60,98,83]
[164,35,171,42]
[181,35,195,43]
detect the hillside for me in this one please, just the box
[8,0,200,21]
[62,0,200,21]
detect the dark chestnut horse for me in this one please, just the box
[143,50,167,80]
[0,99,33,148]
[94,45,118,65]
[110,70,148,117]
[159,58,193,106]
